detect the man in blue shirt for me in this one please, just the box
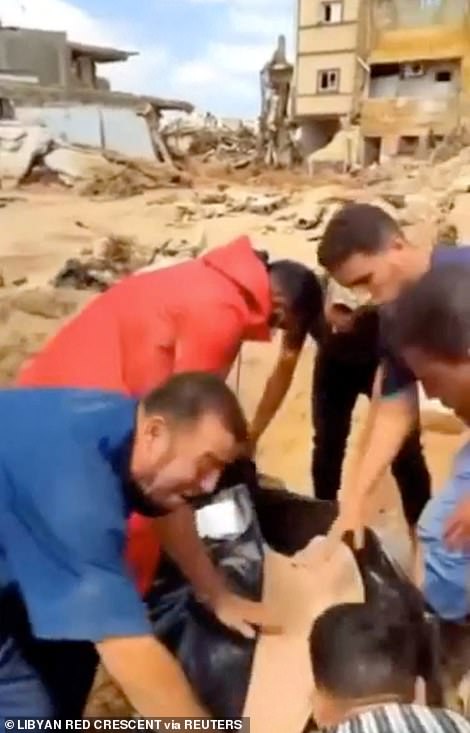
[387,265,470,619]
[317,204,470,540]
[0,372,247,717]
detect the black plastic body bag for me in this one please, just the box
[145,459,441,717]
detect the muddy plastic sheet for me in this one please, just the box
[146,479,263,718]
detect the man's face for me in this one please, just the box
[331,238,409,304]
[131,413,239,510]
[402,346,470,423]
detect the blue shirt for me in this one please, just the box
[0,388,152,642]
[381,245,470,396]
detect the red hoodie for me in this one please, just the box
[17,236,272,594]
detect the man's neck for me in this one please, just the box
[326,692,410,727]
[404,247,432,285]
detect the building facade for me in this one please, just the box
[293,0,470,161]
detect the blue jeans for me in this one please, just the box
[0,590,97,717]
[418,440,470,620]
[0,635,54,716]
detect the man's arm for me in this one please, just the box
[157,504,278,638]
[4,446,209,717]
[250,331,303,445]
[97,635,207,717]
[338,374,418,537]
[156,504,226,605]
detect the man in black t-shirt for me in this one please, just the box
[311,280,430,529]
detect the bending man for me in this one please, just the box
[317,203,470,534]
[0,373,246,716]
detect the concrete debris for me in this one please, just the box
[0,122,52,187]
[0,127,193,197]
[197,191,228,205]
[163,116,257,168]
[52,232,208,291]
[243,193,290,215]
[306,125,361,176]
[295,204,326,231]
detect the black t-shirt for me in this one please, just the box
[319,306,380,366]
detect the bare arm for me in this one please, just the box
[250,332,302,444]
[97,635,208,717]
[349,381,418,506]
[156,503,279,637]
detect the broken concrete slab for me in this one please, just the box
[44,147,115,186]
[0,122,52,187]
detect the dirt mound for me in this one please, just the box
[0,287,91,384]
[77,157,192,199]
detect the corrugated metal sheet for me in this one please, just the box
[15,104,155,160]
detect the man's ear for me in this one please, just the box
[391,235,406,252]
[144,415,166,440]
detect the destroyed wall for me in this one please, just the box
[0,28,70,87]
[15,106,156,161]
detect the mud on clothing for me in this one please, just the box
[16,236,273,596]
[324,703,470,733]
[0,388,152,715]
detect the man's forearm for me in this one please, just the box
[98,635,208,717]
[251,358,297,441]
[156,504,226,604]
[349,388,418,505]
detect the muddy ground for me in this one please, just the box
[0,175,466,715]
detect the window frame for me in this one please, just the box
[317,68,341,94]
[320,1,344,25]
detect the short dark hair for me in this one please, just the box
[269,259,324,337]
[318,204,401,271]
[389,263,470,361]
[142,372,248,444]
[309,603,418,700]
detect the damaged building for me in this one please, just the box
[292,0,470,163]
[0,25,192,160]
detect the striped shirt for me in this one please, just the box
[325,704,470,733]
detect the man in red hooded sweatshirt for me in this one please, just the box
[18,236,323,636]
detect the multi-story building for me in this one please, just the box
[292,0,470,162]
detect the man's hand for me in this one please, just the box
[211,589,282,638]
[444,498,470,550]
[318,488,366,561]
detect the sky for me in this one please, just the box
[0,0,295,117]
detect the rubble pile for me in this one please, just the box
[52,233,208,291]
[163,116,258,168]
[0,122,193,198]
[75,152,192,198]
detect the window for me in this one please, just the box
[320,1,343,24]
[401,62,425,79]
[435,70,452,82]
[317,69,340,93]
